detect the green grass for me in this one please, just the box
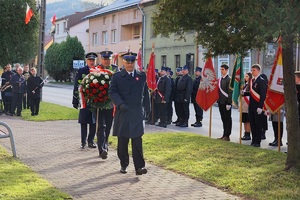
[21,101,78,121]
[0,148,71,200]
[109,133,300,200]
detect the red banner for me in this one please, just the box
[196,57,219,111]
[137,49,143,71]
[146,52,157,91]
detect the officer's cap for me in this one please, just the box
[220,64,229,70]
[195,66,202,72]
[176,67,182,72]
[100,51,113,59]
[170,70,173,76]
[155,69,158,73]
[85,52,98,60]
[182,65,190,71]
[122,52,137,63]
[161,66,168,71]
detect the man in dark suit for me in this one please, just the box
[155,66,171,128]
[109,52,150,175]
[217,64,232,141]
[175,65,193,127]
[172,67,182,124]
[191,67,203,127]
[72,52,97,149]
[27,67,43,116]
[243,64,267,147]
[10,67,26,116]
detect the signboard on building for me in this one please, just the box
[73,60,85,69]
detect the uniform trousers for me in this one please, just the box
[218,103,232,137]
[81,123,96,145]
[11,93,23,115]
[97,108,113,154]
[158,102,168,123]
[117,136,145,171]
[249,109,264,144]
[167,101,173,122]
[272,121,283,142]
[193,102,203,121]
[177,102,190,121]
[174,101,182,120]
[30,98,40,115]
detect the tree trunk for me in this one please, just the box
[282,36,300,170]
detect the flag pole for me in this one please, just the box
[209,107,212,138]
[150,43,155,125]
[239,95,243,144]
[277,110,281,152]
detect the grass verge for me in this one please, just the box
[0,147,71,200]
[109,132,300,200]
[21,101,78,121]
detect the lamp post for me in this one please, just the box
[37,0,46,78]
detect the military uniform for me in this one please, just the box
[173,67,182,124]
[22,70,31,109]
[109,52,150,174]
[72,52,97,149]
[175,65,193,127]
[191,67,203,127]
[27,73,43,115]
[1,70,13,114]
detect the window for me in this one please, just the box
[92,33,98,46]
[111,29,116,43]
[133,25,140,39]
[161,55,167,67]
[56,24,59,34]
[112,14,116,23]
[243,50,251,74]
[63,22,67,32]
[103,17,106,25]
[134,9,139,19]
[102,31,107,44]
[217,54,229,78]
[175,55,180,68]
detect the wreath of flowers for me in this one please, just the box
[79,66,114,110]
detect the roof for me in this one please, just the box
[57,8,99,29]
[139,0,155,4]
[84,0,141,20]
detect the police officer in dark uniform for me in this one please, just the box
[191,67,203,127]
[27,67,43,116]
[175,65,193,127]
[10,67,26,116]
[172,67,182,124]
[166,68,174,124]
[72,52,97,149]
[155,66,172,128]
[109,52,150,175]
[1,64,13,114]
[96,50,116,159]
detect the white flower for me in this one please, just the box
[90,76,94,80]
[105,75,109,79]
[101,80,105,85]
[86,80,89,83]
[93,79,98,84]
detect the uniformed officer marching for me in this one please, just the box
[109,52,150,175]
[72,52,97,149]
[191,67,203,127]
[155,66,172,128]
[175,65,193,127]
[96,50,116,159]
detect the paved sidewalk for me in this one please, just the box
[0,116,240,200]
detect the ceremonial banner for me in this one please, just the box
[196,57,219,111]
[265,41,285,113]
[146,52,157,91]
[230,55,244,108]
[137,48,143,71]
[25,3,34,24]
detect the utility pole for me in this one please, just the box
[37,0,46,78]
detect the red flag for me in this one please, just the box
[146,52,157,91]
[196,56,219,111]
[51,14,56,25]
[137,49,143,71]
[265,40,285,113]
[113,53,118,65]
[25,3,34,24]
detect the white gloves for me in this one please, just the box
[257,108,263,115]
[240,90,244,95]
[226,105,231,110]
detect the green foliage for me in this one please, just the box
[45,36,84,82]
[0,0,39,66]
[153,0,300,56]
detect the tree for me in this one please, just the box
[0,0,39,66]
[153,0,300,170]
[45,36,84,82]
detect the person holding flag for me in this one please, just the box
[217,64,233,141]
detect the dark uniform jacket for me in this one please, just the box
[1,71,13,91]
[191,75,201,104]
[109,69,150,138]
[27,75,43,98]
[10,74,26,94]
[175,74,193,103]
[217,75,232,105]
[155,75,172,103]
[72,66,95,124]
[244,75,267,110]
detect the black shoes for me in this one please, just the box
[136,167,147,175]
[80,143,86,149]
[120,167,127,174]
[191,122,202,127]
[179,122,188,127]
[241,135,251,140]
[88,143,97,148]
[100,150,108,159]
[269,140,283,146]
[251,143,261,147]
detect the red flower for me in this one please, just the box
[93,99,98,102]
[104,84,108,89]
[95,83,100,88]
[99,98,104,102]
[90,83,94,88]
[92,89,97,94]
[86,89,90,93]
[102,90,107,95]
[98,93,103,97]
[90,93,94,97]
[99,86,104,91]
